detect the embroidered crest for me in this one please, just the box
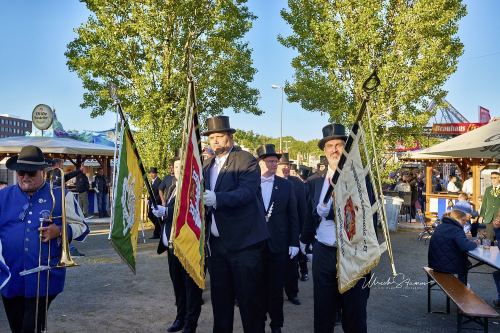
[343,196,358,241]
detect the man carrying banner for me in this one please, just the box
[301,124,370,333]
[202,115,269,333]
[153,156,202,333]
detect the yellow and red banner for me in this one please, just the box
[171,80,205,289]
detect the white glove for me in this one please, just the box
[204,190,217,207]
[289,246,299,259]
[316,199,332,218]
[299,241,307,255]
[152,205,166,218]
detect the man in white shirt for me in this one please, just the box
[300,123,370,333]
[447,175,460,193]
[462,172,473,196]
[257,144,299,333]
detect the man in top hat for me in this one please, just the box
[298,166,312,183]
[301,124,371,333]
[257,145,299,333]
[147,167,162,239]
[202,116,269,333]
[0,145,89,333]
[276,153,309,301]
[289,163,298,178]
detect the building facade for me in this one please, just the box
[0,114,32,138]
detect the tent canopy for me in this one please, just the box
[421,120,500,159]
[0,136,115,157]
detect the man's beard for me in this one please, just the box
[214,147,227,156]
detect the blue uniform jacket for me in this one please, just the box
[0,183,89,297]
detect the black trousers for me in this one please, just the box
[167,250,203,329]
[298,251,309,275]
[284,255,299,299]
[2,295,56,333]
[312,241,370,333]
[148,209,161,237]
[208,237,266,333]
[264,249,288,329]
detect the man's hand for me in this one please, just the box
[316,200,332,218]
[39,223,61,242]
[289,246,299,259]
[204,190,217,207]
[152,205,166,218]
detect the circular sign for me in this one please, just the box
[32,104,54,130]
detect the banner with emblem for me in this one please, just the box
[332,123,381,293]
[171,78,205,289]
[110,122,144,273]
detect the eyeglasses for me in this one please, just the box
[17,170,37,177]
[18,203,29,221]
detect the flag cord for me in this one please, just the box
[365,104,397,276]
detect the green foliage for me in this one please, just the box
[66,0,261,172]
[280,0,466,174]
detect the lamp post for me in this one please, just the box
[271,84,284,152]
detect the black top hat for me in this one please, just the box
[149,167,158,174]
[202,116,236,136]
[278,152,290,165]
[318,123,348,150]
[319,155,328,165]
[256,144,282,160]
[6,145,51,171]
[298,166,312,179]
[290,163,298,171]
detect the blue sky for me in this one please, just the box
[0,0,498,141]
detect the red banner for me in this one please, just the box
[431,122,485,135]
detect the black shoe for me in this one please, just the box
[271,328,282,333]
[167,320,184,332]
[300,273,309,281]
[288,296,301,305]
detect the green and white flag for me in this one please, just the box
[110,123,144,273]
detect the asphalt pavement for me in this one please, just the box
[1,222,499,333]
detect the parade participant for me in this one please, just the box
[0,145,89,333]
[202,115,269,333]
[276,153,308,300]
[428,206,479,284]
[147,167,162,239]
[479,171,500,241]
[257,145,299,333]
[297,166,311,183]
[158,161,175,206]
[153,157,202,333]
[301,123,370,333]
[92,168,109,218]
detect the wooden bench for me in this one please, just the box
[424,266,499,332]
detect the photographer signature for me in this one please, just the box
[362,273,430,289]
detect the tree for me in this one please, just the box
[66,0,261,172]
[280,0,466,180]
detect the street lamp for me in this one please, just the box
[271,84,284,152]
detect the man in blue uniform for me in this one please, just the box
[0,145,89,333]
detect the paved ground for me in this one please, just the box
[1,222,499,333]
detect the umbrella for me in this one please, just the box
[422,120,500,159]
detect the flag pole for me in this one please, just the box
[108,113,122,240]
[107,83,158,210]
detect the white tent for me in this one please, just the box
[0,136,115,157]
[421,120,500,159]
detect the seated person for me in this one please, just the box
[492,210,500,307]
[455,195,478,234]
[428,206,479,284]
[446,175,460,193]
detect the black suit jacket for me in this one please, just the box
[157,184,176,254]
[262,176,300,254]
[203,146,269,251]
[149,177,161,205]
[288,175,307,231]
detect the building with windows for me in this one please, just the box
[0,114,32,138]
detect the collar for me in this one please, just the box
[261,175,275,183]
[326,166,335,178]
[215,146,233,165]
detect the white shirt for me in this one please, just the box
[316,167,336,247]
[261,175,275,213]
[462,178,473,195]
[209,149,231,237]
[447,181,460,193]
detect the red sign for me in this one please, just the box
[431,122,485,135]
